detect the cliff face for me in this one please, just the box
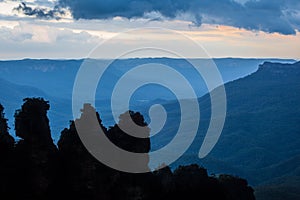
[165,61,300,187]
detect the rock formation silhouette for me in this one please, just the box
[0,99,255,200]
[13,98,57,200]
[0,104,15,199]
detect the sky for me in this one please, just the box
[0,0,299,59]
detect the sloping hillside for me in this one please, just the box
[165,61,300,192]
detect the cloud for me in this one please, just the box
[0,22,100,44]
[0,26,33,42]
[0,22,102,59]
[55,30,100,44]
[57,0,191,20]
[14,2,65,20]
[54,0,300,35]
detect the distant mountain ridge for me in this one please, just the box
[163,61,300,199]
[0,58,295,99]
[1,58,294,139]
[0,58,299,200]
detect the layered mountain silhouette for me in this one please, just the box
[0,58,299,200]
[163,61,300,200]
[0,58,295,139]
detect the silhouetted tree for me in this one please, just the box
[219,174,256,200]
[162,164,226,199]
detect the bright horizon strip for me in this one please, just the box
[0,6,299,60]
[0,25,299,59]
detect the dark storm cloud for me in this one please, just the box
[56,0,300,35]
[14,0,300,35]
[14,2,65,20]
[57,0,195,20]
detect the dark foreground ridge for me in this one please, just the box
[0,98,255,200]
